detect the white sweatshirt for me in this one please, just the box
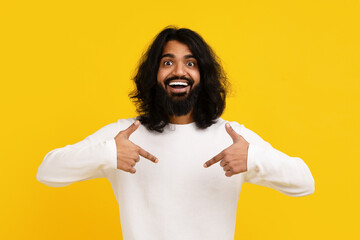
[36,117,314,240]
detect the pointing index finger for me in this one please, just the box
[138,146,158,163]
[204,151,224,168]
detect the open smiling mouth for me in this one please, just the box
[167,80,192,94]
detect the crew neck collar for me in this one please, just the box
[168,121,196,126]
[167,117,223,127]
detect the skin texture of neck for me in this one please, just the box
[169,111,194,124]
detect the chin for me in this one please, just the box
[169,92,188,99]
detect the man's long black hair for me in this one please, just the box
[129,26,229,132]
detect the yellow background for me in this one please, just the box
[1,0,359,239]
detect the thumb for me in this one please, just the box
[225,122,241,143]
[121,120,140,138]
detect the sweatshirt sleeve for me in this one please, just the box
[36,122,119,187]
[231,122,315,197]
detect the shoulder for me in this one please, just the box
[216,118,243,132]
[115,117,138,128]
[219,118,272,148]
[219,118,254,136]
[87,117,138,140]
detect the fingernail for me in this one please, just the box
[226,123,230,128]
[203,163,207,168]
[155,158,159,163]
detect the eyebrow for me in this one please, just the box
[160,54,196,59]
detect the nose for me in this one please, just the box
[173,63,186,76]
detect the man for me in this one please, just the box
[37,27,314,240]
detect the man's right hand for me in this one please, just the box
[114,120,158,174]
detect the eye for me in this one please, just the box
[164,60,172,66]
[186,61,196,67]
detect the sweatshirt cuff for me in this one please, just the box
[102,139,118,170]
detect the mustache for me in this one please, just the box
[164,76,194,86]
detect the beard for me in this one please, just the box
[154,83,201,116]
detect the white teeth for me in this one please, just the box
[169,82,189,86]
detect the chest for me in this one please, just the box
[115,127,244,198]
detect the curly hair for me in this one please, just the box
[129,26,229,132]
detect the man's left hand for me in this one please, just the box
[204,123,250,177]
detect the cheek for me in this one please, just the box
[192,70,201,84]
[157,68,167,84]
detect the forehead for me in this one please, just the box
[162,40,193,56]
